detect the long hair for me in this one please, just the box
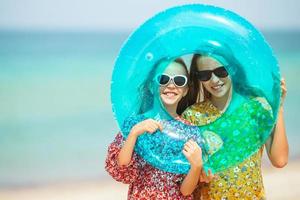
[175,59,190,115]
[138,58,190,115]
[187,49,265,107]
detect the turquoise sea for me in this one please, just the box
[0,31,299,186]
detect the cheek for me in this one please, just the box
[182,87,188,96]
[202,82,211,90]
[177,87,187,96]
[159,87,164,95]
[222,77,231,84]
[223,79,232,91]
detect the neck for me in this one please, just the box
[211,86,232,112]
[152,97,179,119]
[164,104,179,118]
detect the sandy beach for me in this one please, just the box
[0,160,299,200]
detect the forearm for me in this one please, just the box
[180,166,201,196]
[267,107,289,167]
[117,132,138,166]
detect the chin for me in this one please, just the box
[162,100,178,106]
[210,87,230,98]
[212,91,226,98]
[160,97,179,107]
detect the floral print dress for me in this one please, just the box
[105,132,193,200]
[194,149,265,200]
[182,99,267,200]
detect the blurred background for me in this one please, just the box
[0,0,299,199]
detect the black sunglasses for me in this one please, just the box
[195,66,229,81]
[155,74,188,87]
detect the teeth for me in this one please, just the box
[212,85,222,90]
[165,92,176,97]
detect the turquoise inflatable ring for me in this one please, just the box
[111,4,281,174]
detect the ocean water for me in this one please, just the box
[0,30,299,186]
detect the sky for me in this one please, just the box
[0,0,300,31]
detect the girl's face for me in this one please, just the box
[196,56,232,98]
[157,62,188,108]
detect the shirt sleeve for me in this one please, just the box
[105,132,143,184]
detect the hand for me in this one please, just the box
[182,140,203,169]
[130,119,163,137]
[199,169,216,183]
[280,78,287,106]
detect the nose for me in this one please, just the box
[166,81,176,88]
[210,73,220,83]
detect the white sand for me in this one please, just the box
[263,161,300,200]
[1,161,299,200]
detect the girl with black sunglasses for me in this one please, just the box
[182,54,288,200]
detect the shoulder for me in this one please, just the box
[176,116,193,125]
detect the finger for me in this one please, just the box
[145,129,155,134]
[149,122,161,131]
[146,119,158,127]
[208,169,212,176]
[190,142,202,154]
[189,140,197,146]
[184,142,193,149]
[188,139,196,146]
[184,145,194,153]
[183,145,192,153]
[281,80,287,90]
[145,126,157,133]
[201,170,209,183]
[199,173,204,182]
[148,123,158,130]
[201,169,206,178]
[280,80,286,87]
[182,149,190,158]
[205,170,213,182]
[158,123,163,131]
[188,140,195,148]
[281,86,287,93]
[187,140,197,148]
[282,84,287,90]
[202,170,210,183]
[153,121,163,131]
[191,141,201,150]
[148,118,155,123]
[145,119,154,124]
[208,169,214,181]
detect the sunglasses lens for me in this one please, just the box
[214,67,228,78]
[173,76,187,87]
[158,74,170,85]
[197,67,228,81]
[196,71,211,81]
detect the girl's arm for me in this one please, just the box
[105,119,162,184]
[180,140,202,196]
[118,119,162,166]
[265,78,289,168]
[105,133,141,184]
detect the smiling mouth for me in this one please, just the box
[211,83,224,90]
[163,91,178,97]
